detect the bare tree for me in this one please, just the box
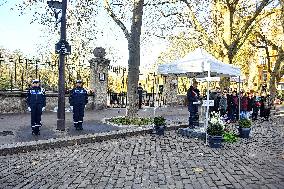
[104,0,145,117]
[0,0,7,7]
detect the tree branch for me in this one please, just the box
[143,1,177,6]
[161,11,180,17]
[237,10,275,52]
[104,0,130,40]
[281,0,284,32]
[180,0,209,41]
[224,0,272,61]
[233,0,240,5]
[0,0,7,7]
[152,34,166,39]
[235,0,271,44]
[257,32,283,53]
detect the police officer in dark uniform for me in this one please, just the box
[187,81,200,128]
[137,83,143,109]
[26,79,46,135]
[69,80,88,130]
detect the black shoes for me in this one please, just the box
[32,127,40,135]
[78,122,83,130]
[75,123,83,130]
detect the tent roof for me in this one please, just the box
[158,48,241,77]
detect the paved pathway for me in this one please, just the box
[0,116,283,189]
[0,107,189,145]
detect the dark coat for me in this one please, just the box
[219,96,227,110]
[137,86,143,99]
[263,96,272,109]
[187,86,200,113]
[247,97,253,111]
[26,86,46,107]
[241,96,248,111]
[69,87,88,106]
[252,96,261,109]
[232,95,238,107]
[227,94,234,110]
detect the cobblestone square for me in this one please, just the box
[0,116,283,189]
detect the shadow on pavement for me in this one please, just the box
[12,120,121,144]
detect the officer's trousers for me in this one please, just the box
[73,104,85,123]
[189,111,199,128]
[138,97,142,109]
[31,104,43,127]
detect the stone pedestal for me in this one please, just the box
[163,75,179,106]
[89,47,110,109]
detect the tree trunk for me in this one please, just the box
[219,77,230,92]
[269,52,284,103]
[126,0,144,117]
[228,52,233,65]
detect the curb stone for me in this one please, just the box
[0,124,188,156]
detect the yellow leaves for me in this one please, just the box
[31,159,40,166]
[193,167,204,173]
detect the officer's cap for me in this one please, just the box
[76,80,83,83]
[32,79,40,84]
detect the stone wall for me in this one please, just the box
[0,92,95,114]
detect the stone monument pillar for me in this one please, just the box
[163,75,178,106]
[89,47,110,109]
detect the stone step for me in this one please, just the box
[178,127,206,140]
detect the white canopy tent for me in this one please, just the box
[158,48,241,77]
[157,48,242,144]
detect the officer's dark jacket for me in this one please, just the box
[137,86,143,97]
[187,86,200,112]
[26,86,46,107]
[69,87,88,106]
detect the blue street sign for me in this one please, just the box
[55,41,71,55]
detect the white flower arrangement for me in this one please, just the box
[209,111,225,129]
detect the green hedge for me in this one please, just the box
[107,117,153,126]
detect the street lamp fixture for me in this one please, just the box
[47,0,62,9]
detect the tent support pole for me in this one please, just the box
[154,76,159,117]
[238,76,241,120]
[205,70,210,146]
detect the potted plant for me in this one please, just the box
[207,112,225,148]
[238,118,252,138]
[153,116,166,135]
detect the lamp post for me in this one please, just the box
[8,57,14,90]
[47,0,70,131]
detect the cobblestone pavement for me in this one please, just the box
[0,106,189,145]
[0,117,283,189]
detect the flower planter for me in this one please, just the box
[208,135,222,148]
[238,127,251,138]
[154,125,165,136]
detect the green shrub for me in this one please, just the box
[207,123,224,136]
[153,116,166,126]
[239,118,252,128]
[108,117,153,126]
[223,132,238,143]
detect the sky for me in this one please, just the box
[0,0,46,57]
[0,0,169,75]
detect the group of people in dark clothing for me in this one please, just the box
[187,81,273,128]
[209,89,272,122]
[26,79,88,135]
